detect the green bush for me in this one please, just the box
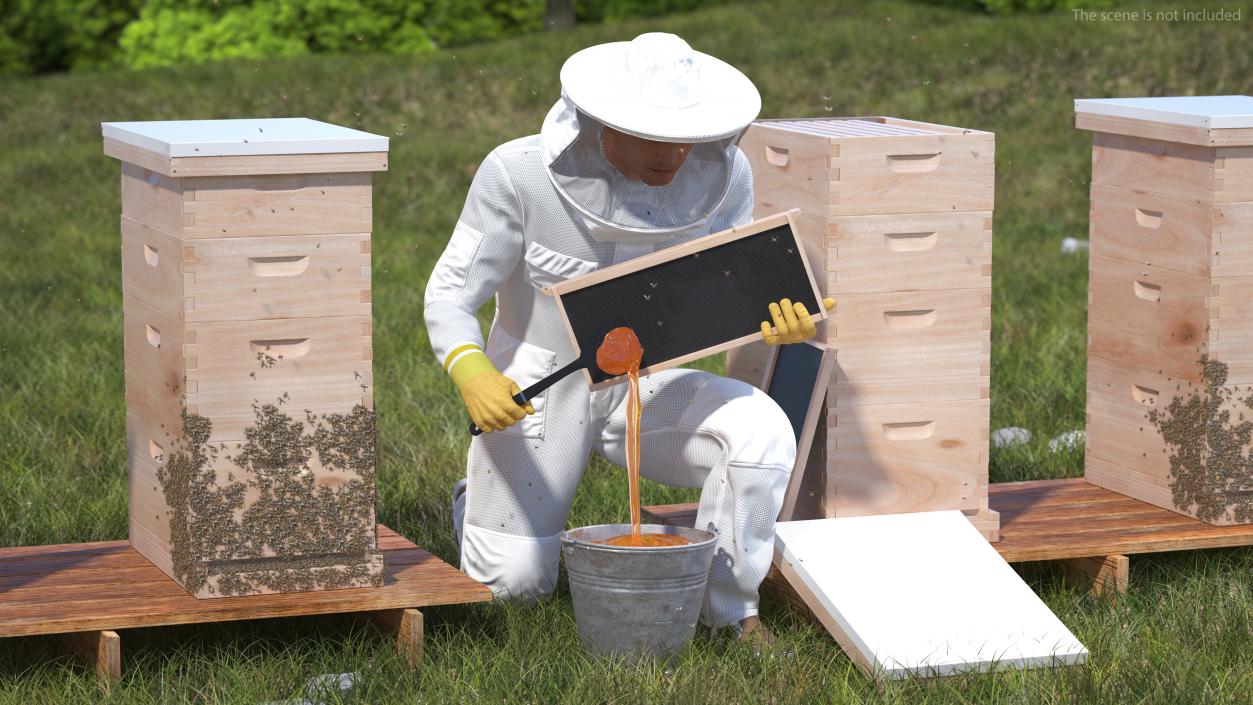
[575,0,731,22]
[916,0,1114,12]
[0,0,140,74]
[117,0,441,70]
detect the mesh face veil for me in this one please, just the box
[540,94,739,243]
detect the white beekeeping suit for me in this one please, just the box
[424,33,799,631]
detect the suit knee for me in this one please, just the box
[460,523,561,601]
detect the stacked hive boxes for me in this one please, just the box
[1078,96,1253,526]
[103,119,390,597]
[727,117,997,537]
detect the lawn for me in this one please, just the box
[1,0,1251,702]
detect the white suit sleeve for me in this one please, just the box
[424,151,525,369]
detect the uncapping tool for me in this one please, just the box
[469,356,589,436]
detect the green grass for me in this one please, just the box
[1,0,1251,702]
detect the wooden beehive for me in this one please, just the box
[727,117,997,537]
[103,118,389,597]
[1078,95,1253,526]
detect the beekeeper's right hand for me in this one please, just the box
[449,347,535,432]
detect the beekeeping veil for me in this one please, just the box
[540,33,762,243]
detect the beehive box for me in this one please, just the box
[103,118,389,596]
[1079,95,1253,526]
[728,117,996,533]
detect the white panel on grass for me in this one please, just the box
[774,511,1088,679]
[1074,95,1253,129]
[101,118,388,157]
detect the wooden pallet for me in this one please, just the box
[0,525,490,681]
[645,478,1253,602]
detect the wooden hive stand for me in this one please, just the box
[726,116,998,537]
[0,526,491,682]
[1078,96,1253,526]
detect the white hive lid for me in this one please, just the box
[1074,96,1253,129]
[101,118,388,158]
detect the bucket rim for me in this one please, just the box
[561,523,716,551]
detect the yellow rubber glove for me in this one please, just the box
[448,347,534,433]
[760,297,836,345]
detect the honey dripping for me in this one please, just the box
[593,326,690,548]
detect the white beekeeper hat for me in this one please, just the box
[560,32,761,142]
[540,33,762,242]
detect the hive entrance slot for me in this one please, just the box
[884,232,938,252]
[1135,208,1164,229]
[886,153,941,173]
[248,255,310,277]
[1133,281,1162,302]
[1131,385,1160,405]
[765,145,790,167]
[249,338,311,359]
[882,421,935,441]
[883,309,938,329]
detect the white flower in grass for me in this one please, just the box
[1048,430,1086,453]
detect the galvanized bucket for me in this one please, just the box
[561,523,717,661]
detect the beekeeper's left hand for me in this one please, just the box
[760,297,836,345]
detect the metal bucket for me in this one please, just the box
[561,523,717,661]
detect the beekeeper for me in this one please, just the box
[424,32,832,644]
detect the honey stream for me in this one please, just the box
[593,327,690,548]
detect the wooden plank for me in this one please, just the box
[123,294,372,444]
[826,287,990,407]
[743,120,994,218]
[826,398,989,516]
[1086,254,1213,384]
[1076,113,1253,147]
[811,210,993,295]
[1088,184,1215,277]
[121,165,374,239]
[182,172,373,238]
[365,607,424,668]
[122,217,372,322]
[961,507,1000,542]
[0,526,490,638]
[59,630,121,683]
[1062,555,1129,597]
[105,137,388,177]
[1088,132,1253,203]
[121,162,186,237]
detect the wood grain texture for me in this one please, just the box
[0,526,490,639]
[105,137,388,177]
[59,630,121,682]
[1077,113,1253,147]
[803,210,993,296]
[826,288,991,407]
[825,398,990,516]
[1088,184,1215,277]
[365,607,424,668]
[121,217,371,322]
[121,166,373,239]
[123,294,372,444]
[742,118,994,217]
[1090,132,1253,204]
[1062,555,1129,597]
[1086,255,1214,383]
[645,479,1253,566]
